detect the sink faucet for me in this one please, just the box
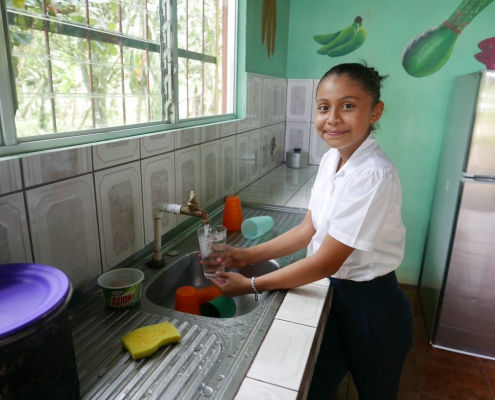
[149,191,210,268]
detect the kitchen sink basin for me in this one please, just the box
[146,251,279,317]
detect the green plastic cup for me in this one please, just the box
[241,216,275,239]
[200,295,236,318]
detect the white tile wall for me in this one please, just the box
[140,131,175,158]
[0,158,22,195]
[261,76,273,128]
[286,80,314,122]
[309,124,329,165]
[0,192,32,264]
[23,147,92,187]
[236,132,250,193]
[259,128,271,177]
[93,139,140,170]
[248,130,260,184]
[141,153,176,245]
[274,77,287,123]
[176,127,201,149]
[201,124,221,143]
[175,146,201,224]
[200,140,221,208]
[220,121,237,137]
[95,162,144,270]
[220,136,237,197]
[26,174,101,287]
[284,122,310,162]
[249,74,262,130]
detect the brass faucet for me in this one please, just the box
[148,191,210,268]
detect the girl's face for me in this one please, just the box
[314,75,384,160]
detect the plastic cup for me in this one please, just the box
[196,286,223,306]
[197,225,227,280]
[174,286,200,315]
[241,216,275,239]
[200,295,236,318]
[222,195,244,231]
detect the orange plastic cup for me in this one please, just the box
[222,195,243,231]
[174,286,200,315]
[196,286,222,306]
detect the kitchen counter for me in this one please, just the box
[69,202,331,400]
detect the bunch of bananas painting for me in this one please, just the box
[261,0,277,57]
[314,16,366,57]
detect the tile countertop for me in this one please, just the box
[235,278,331,400]
[235,164,332,400]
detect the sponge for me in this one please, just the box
[121,321,181,360]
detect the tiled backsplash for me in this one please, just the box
[0,75,327,289]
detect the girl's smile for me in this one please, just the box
[314,76,384,162]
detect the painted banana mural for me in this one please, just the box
[402,0,494,77]
[314,16,366,57]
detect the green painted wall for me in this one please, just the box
[284,0,494,284]
[245,0,290,77]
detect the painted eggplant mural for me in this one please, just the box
[314,16,366,57]
[261,0,277,57]
[475,36,495,69]
[402,0,494,77]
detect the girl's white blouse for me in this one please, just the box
[308,134,406,281]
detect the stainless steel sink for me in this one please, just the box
[146,251,279,317]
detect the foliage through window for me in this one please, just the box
[5,0,235,139]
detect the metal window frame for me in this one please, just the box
[0,0,238,157]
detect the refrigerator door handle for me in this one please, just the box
[462,174,495,183]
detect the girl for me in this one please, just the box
[207,62,413,398]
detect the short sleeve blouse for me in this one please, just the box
[307,134,406,281]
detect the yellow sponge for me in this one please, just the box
[121,321,181,360]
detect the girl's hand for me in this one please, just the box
[210,271,253,297]
[199,244,250,269]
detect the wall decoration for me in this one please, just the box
[313,16,366,57]
[261,0,277,57]
[475,36,495,69]
[402,0,494,77]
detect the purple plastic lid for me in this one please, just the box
[0,263,70,338]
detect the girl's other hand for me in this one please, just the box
[210,271,252,297]
[199,244,250,269]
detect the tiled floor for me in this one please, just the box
[240,163,495,400]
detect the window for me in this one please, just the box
[1,0,236,144]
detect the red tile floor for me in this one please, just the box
[334,284,495,400]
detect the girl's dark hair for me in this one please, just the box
[317,61,388,105]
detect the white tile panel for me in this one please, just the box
[237,185,295,207]
[26,174,101,287]
[174,146,201,224]
[284,190,312,209]
[309,124,329,165]
[201,124,221,143]
[274,77,287,123]
[248,73,262,130]
[259,127,271,177]
[286,79,314,122]
[220,136,237,197]
[235,378,297,400]
[140,131,175,158]
[93,138,140,170]
[141,153,176,245]
[310,78,319,122]
[0,158,22,194]
[284,122,310,162]
[248,130,260,184]
[247,319,315,391]
[176,127,201,149]
[0,192,32,264]
[200,140,221,208]
[95,162,144,270]
[22,147,92,187]
[261,76,273,128]
[275,284,328,327]
[220,121,237,137]
[236,132,250,193]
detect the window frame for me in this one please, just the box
[0,0,239,158]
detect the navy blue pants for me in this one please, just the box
[307,271,413,399]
